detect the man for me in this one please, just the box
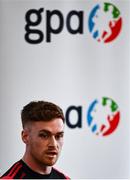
[1,101,69,179]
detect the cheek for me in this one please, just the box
[29,137,46,151]
[58,140,64,149]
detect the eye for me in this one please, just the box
[39,133,49,139]
[55,133,64,140]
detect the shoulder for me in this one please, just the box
[52,167,70,179]
[0,160,24,179]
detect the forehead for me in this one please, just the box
[29,118,64,133]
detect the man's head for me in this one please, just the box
[21,101,65,128]
[21,101,65,168]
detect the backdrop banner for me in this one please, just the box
[0,0,130,179]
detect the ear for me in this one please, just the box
[21,129,29,144]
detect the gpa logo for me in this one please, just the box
[88,2,122,43]
[87,97,120,136]
[65,96,120,137]
[24,2,122,44]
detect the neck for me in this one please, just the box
[22,153,52,175]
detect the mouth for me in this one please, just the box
[45,151,58,158]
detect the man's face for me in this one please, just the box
[22,118,64,167]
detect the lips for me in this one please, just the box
[45,151,58,157]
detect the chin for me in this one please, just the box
[46,162,55,166]
[47,160,57,166]
[45,159,57,166]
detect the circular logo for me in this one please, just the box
[87,97,120,136]
[88,2,122,43]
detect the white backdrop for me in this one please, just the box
[0,0,130,179]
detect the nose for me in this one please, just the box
[48,135,57,147]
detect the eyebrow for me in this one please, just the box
[39,129,64,135]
